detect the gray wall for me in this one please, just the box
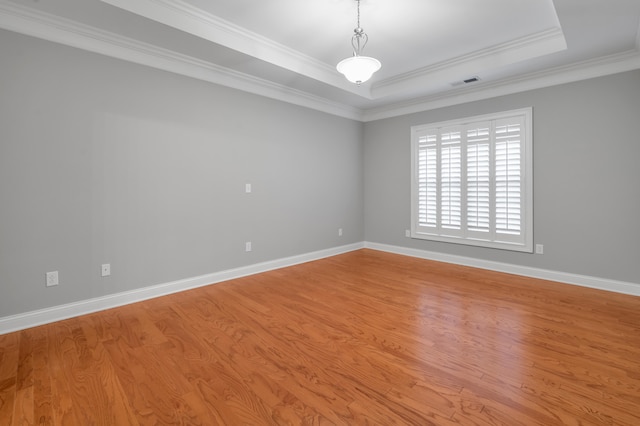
[0,30,364,317]
[364,70,640,285]
[2,29,639,320]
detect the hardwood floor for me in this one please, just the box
[2,249,640,425]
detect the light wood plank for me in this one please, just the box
[1,249,639,425]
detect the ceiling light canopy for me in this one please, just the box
[336,0,381,86]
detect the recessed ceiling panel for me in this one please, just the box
[1,0,638,119]
[102,0,567,93]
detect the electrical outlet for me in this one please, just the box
[245,183,252,193]
[101,263,111,277]
[535,244,544,255]
[405,229,411,237]
[46,271,59,287]
[338,228,343,236]
[245,241,252,252]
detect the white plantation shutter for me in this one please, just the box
[411,108,532,252]
[495,118,524,242]
[466,124,491,238]
[440,128,462,235]
[417,134,437,228]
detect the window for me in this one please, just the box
[411,108,533,252]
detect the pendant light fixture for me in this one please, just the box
[336,0,381,85]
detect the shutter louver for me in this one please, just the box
[495,120,523,238]
[417,134,437,228]
[440,130,461,232]
[467,126,491,234]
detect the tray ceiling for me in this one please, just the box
[1,0,639,121]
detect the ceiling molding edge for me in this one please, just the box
[1,1,638,125]
[0,1,364,121]
[371,27,566,98]
[99,0,367,98]
[362,48,640,122]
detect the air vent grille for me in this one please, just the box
[450,76,481,87]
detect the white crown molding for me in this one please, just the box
[1,1,639,124]
[365,242,640,297]
[0,242,365,335]
[99,0,368,98]
[363,48,640,122]
[0,1,364,121]
[372,27,567,99]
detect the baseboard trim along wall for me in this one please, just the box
[3,241,639,335]
[365,242,640,298]
[0,243,364,335]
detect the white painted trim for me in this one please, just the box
[364,242,640,297]
[0,243,364,335]
[0,1,363,121]
[2,240,638,335]
[372,27,567,99]
[99,0,365,98]
[363,49,640,122]
[0,0,638,123]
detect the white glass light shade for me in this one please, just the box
[336,55,381,84]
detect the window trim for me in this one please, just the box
[410,107,533,253]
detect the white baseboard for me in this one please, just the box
[3,241,637,335]
[0,242,364,335]
[365,241,640,297]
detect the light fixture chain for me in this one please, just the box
[352,0,367,55]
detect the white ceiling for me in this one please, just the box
[1,0,639,121]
